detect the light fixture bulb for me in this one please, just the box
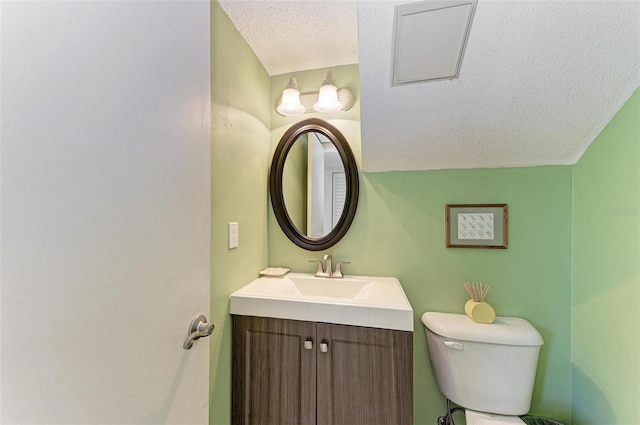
[276,76,305,116]
[313,72,343,113]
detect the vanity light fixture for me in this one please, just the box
[276,76,306,117]
[276,70,355,117]
[313,71,343,113]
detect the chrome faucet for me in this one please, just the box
[309,253,350,278]
[322,254,332,277]
[309,254,331,277]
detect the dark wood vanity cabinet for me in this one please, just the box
[232,315,413,425]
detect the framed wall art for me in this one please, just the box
[445,204,508,249]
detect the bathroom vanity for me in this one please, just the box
[230,274,414,425]
[232,316,412,425]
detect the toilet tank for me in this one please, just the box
[421,312,544,416]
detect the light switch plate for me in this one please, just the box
[228,222,239,249]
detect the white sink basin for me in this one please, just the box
[229,273,414,331]
[288,275,371,298]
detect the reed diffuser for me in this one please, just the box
[464,281,495,323]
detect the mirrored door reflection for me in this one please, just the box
[307,132,345,238]
[281,131,347,240]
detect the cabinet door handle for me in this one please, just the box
[304,339,313,350]
[319,341,328,353]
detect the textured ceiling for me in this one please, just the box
[218,0,358,76]
[219,0,640,172]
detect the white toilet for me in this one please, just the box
[421,312,544,425]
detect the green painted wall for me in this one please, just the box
[572,89,640,425]
[212,7,637,423]
[210,3,270,424]
[282,133,308,232]
[269,67,573,425]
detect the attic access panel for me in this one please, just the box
[391,0,477,86]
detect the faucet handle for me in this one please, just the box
[308,259,325,276]
[332,261,351,278]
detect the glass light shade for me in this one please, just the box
[277,88,305,116]
[313,84,342,113]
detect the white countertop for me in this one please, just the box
[230,273,414,331]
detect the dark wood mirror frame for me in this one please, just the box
[270,118,359,251]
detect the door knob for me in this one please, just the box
[183,314,215,350]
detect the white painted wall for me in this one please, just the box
[309,134,325,238]
[0,1,211,423]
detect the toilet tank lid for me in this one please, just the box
[421,312,544,346]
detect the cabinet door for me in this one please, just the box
[232,316,316,425]
[316,323,413,425]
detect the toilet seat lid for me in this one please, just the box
[465,410,526,425]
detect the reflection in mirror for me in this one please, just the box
[282,132,346,239]
[271,118,358,251]
[282,133,309,234]
[307,132,345,238]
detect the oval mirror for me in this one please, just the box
[270,118,359,251]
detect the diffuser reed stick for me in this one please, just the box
[464,281,491,302]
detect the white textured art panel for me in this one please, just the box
[458,213,494,240]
